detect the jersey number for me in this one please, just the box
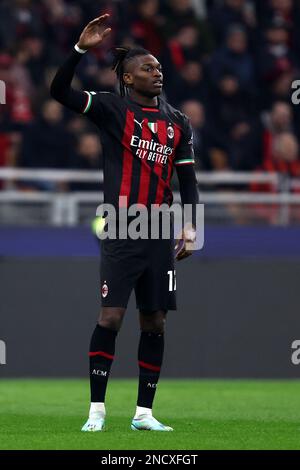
[168,270,176,291]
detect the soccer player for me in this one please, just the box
[50,13,199,432]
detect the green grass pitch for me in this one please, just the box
[1,379,300,450]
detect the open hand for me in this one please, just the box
[175,223,196,261]
[77,13,111,51]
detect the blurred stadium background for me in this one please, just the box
[1,0,300,382]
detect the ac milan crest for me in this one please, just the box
[167,125,174,139]
[101,281,108,298]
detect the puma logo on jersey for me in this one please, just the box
[134,119,144,129]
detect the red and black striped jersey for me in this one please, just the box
[50,48,198,219]
[81,91,195,209]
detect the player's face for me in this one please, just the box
[125,54,163,98]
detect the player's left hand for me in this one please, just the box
[175,223,196,261]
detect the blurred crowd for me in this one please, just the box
[0,0,300,192]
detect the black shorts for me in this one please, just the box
[100,235,176,311]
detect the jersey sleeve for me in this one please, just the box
[50,48,119,127]
[80,91,116,125]
[174,116,195,166]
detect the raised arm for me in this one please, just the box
[50,13,111,113]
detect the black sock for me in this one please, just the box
[137,331,164,409]
[89,325,117,403]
